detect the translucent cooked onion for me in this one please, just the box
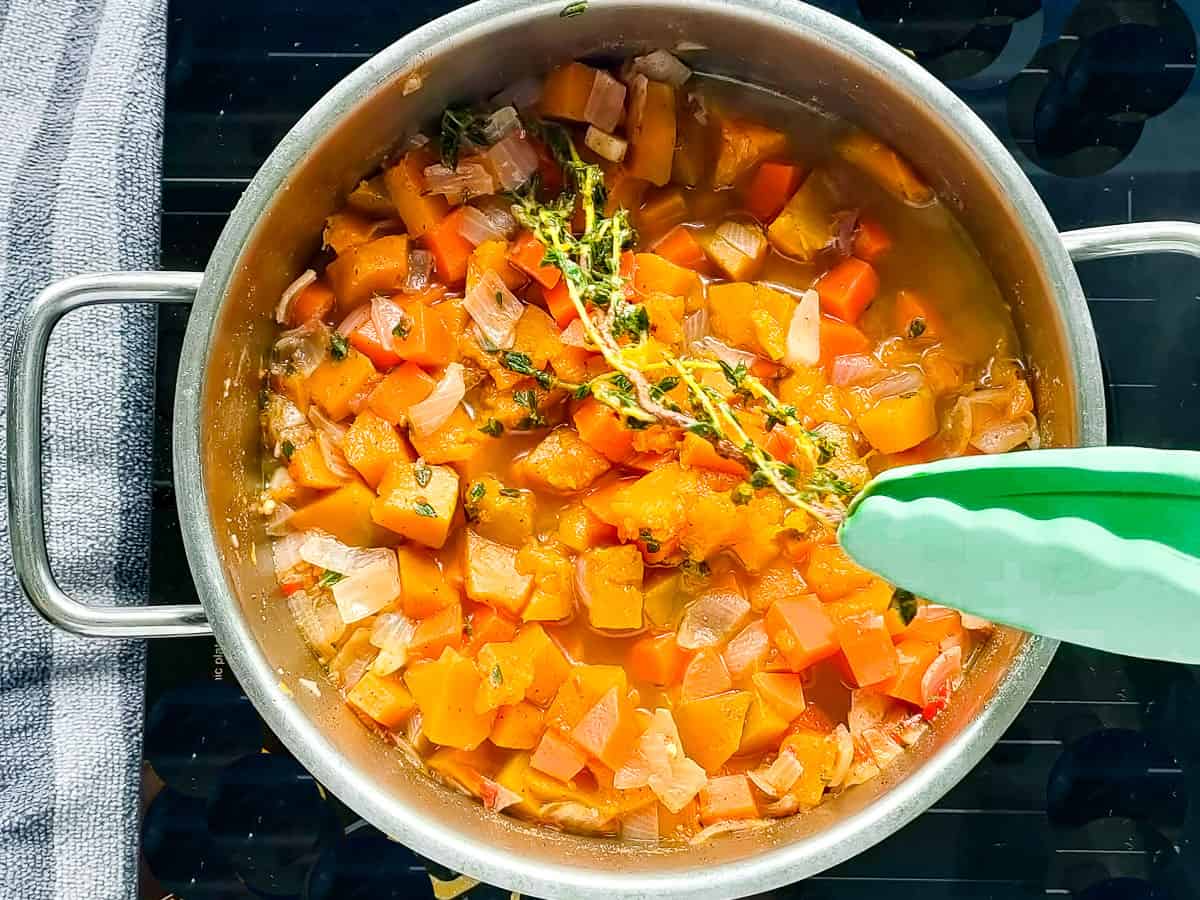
[264,394,313,455]
[483,105,522,143]
[920,645,963,707]
[559,318,591,349]
[722,621,769,680]
[271,531,307,579]
[408,362,467,436]
[276,268,316,324]
[866,369,925,401]
[480,776,523,813]
[940,397,974,457]
[620,804,660,844]
[683,308,709,347]
[960,612,994,631]
[308,405,348,447]
[830,353,883,387]
[316,432,355,481]
[715,220,766,261]
[893,714,928,747]
[404,249,433,292]
[584,126,628,163]
[485,133,540,191]
[265,502,294,537]
[423,162,495,199]
[299,531,361,573]
[331,548,401,624]
[749,750,802,798]
[370,297,408,353]
[614,709,678,790]
[630,49,692,86]
[860,727,904,769]
[827,724,855,788]
[583,69,627,132]
[370,611,417,675]
[464,270,525,349]
[848,688,892,737]
[336,304,370,337]
[273,320,329,377]
[457,205,507,246]
[843,757,882,788]
[784,289,820,368]
[970,416,1034,454]
[648,755,707,814]
[474,195,519,239]
[676,585,751,650]
[287,588,346,659]
[689,818,771,845]
[541,802,612,834]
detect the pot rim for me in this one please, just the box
[172,1,1105,897]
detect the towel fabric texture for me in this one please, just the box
[0,0,167,897]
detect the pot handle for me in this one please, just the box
[1060,221,1200,262]
[7,271,212,638]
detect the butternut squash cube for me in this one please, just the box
[286,439,344,491]
[306,347,378,422]
[475,642,537,713]
[342,409,414,488]
[766,168,840,261]
[491,701,546,750]
[516,541,576,623]
[404,648,495,750]
[626,76,676,187]
[371,460,459,549]
[289,481,395,547]
[578,545,644,631]
[325,234,410,309]
[713,117,789,189]
[511,623,572,706]
[674,690,753,773]
[396,545,459,619]
[855,385,938,454]
[464,475,535,547]
[520,427,612,494]
[346,670,414,729]
[540,61,600,124]
[383,148,448,238]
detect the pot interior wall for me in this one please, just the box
[192,1,1071,889]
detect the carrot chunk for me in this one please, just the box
[652,225,707,271]
[572,397,637,463]
[833,612,899,687]
[881,638,939,706]
[543,278,578,328]
[853,217,892,262]
[765,595,839,671]
[819,316,872,371]
[744,161,805,222]
[751,672,806,720]
[367,361,435,426]
[508,231,562,289]
[628,632,689,686]
[815,257,880,325]
[288,280,335,326]
[699,774,758,824]
[424,208,474,286]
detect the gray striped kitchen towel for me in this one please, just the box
[0,0,167,897]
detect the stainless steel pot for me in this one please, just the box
[10,1,1200,897]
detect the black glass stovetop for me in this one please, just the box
[142,1,1200,897]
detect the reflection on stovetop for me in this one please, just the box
[145,1,1200,897]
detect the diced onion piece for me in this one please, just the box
[308,404,348,447]
[843,757,882,788]
[583,69,627,133]
[405,249,434,292]
[694,335,757,370]
[683,308,709,347]
[423,162,495,199]
[265,502,295,537]
[457,205,507,246]
[893,713,928,747]
[272,531,307,579]
[920,645,963,706]
[485,133,540,191]
[336,304,370,337]
[940,397,974,457]
[676,585,751,649]
[370,296,407,353]
[748,750,803,798]
[827,724,854,789]
[408,362,467,436]
[649,755,707,814]
[287,588,346,659]
[404,132,431,150]
[490,76,542,111]
[614,708,679,789]
[689,818,770,845]
[627,73,648,135]
[584,125,628,163]
[406,708,424,746]
[860,727,904,770]
[630,49,692,87]
[331,548,401,624]
[480,776,523,813]
[970,416,1034,454]
[866,369,925,401]
[316,432,356,481]
[370,611,417,675]
[830,352,883,387]
[848,688,892,737]
[483,105,522,144]
[298,531,361,573]
[474,195,519,239]
[274,320,330,377]
[276,268,316,324]
[560,318,591,349]
[264,394,313,456]
[722,621,769,680]
[464,270,526,350]
[541,802,612,834]
[715,220,767,261]
[621,804,660,844]
[784,288,820,367]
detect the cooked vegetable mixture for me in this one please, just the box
[263,51,1037,844]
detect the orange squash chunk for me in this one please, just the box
[371,460,459,549]
[287,440,343,491]
[346,671,414,728]
[491,701,546,750]
[342,410,414,488]
[404,647,494,750]
[395,545,458,618]
[765,594,838,671]
[383,148,448,238]
[511,624,572,707]
[288,481,394,547]
[674,691,752,773]
[306,347,377,422]
[326,235,409,309]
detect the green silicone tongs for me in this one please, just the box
[837,447,1200,664]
